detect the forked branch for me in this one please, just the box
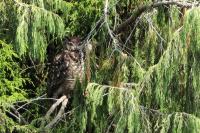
[45,98,68,129]
[45,95,67,118]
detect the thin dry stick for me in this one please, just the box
[45,98,68,129]
[10,106,28,124]
[45,95,67,118]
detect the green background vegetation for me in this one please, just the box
[0,0,200,132]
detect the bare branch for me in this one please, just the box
[45,98,68,129]
[16,94,56,111]
[10,106,28,125]
[114,1,200,34]
[104,0,119,49]
[87,82,138,91]
[45,95,67,118]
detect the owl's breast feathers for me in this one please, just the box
[47,49,84,98]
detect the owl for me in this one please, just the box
[47,37,84,98]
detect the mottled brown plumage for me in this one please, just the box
[47,37,84,98]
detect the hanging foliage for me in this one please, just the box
[0,0,200,133]
[0,40,32,132]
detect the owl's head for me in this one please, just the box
[64,37,81,51]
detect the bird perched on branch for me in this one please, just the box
[47,37,85,98]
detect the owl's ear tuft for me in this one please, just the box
[63,36,70,44]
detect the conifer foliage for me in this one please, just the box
[0,0,200,132]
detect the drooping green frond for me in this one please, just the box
[14,0,65,61]
[77,83,150,133]
[157,113,200,133]
[181,7,200,115]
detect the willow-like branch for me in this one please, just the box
[114,1,200,34]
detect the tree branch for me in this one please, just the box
[10,106,27,125]
[114,1,200,34]
[45,98,68,129]
[45,95,67,118]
